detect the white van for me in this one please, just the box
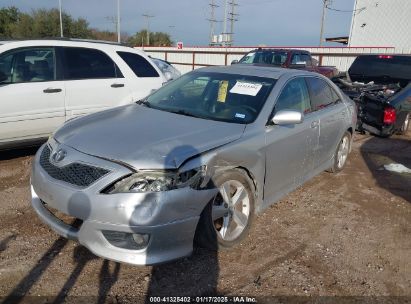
[0,39,166,149]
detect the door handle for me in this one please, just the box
[111,83,125,88]
[311,121,319,128]
[43,88,62,93]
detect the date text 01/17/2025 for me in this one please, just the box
[148,296,257,303]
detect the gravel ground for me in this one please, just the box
[0,131,410,304]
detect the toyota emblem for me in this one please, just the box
[52,149,67,163]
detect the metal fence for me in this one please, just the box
[137,46,411,73]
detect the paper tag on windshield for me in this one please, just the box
[230,81,262,96]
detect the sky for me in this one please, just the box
[1,0,356,46]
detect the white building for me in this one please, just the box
[348,0,411,52]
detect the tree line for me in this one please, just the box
[0,7,172,46]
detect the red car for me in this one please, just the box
[234,48,339,78]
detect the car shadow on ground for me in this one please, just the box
[145,248,219,300]
[2,235,122,304]
[0,146,40,161]
[360,135,411,203]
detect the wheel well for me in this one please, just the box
[347,127,353,135]
[235,166,258,198]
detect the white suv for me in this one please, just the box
[0,39,166,149]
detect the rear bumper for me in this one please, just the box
[360,122,394,137]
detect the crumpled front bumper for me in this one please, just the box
[31,143,218,265]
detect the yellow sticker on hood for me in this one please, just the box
[217,80,229,102]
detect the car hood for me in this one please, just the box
[54,105,245,170]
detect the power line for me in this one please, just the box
[326,5,366,13]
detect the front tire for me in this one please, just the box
[329,131,351,173]
[195,169,255,250]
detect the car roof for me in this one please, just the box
[197,64,315,80]
[249,48,309,53]
[0,38,143,53]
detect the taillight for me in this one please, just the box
[378,55,393,59]
[383,107,396,124]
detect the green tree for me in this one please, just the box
[0,7,92,39]
[127,30,172,47]
[0,7,20,38]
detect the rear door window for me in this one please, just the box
[117,52,159,77]
[0,47,56,84]
[306,77,340,111]
[63,47,122,80]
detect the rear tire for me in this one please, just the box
[397,113,410,135]
[329,131,351,173]
[195,169,255,250]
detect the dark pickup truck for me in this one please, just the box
[233,49,339,78]
[333,55,411,137]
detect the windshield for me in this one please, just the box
[239,51,288,66]
[144,72,276,124]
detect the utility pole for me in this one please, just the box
[59,0,63,37]
[142,14,154,46]
[319,0,331,46]
[117,0,121,43]
[222,0,229,46]
[207,0,219,45]
[228,0,239,45]
[168,25,176,45]
[105,16,118,41]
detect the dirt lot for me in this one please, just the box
[0,131,410,303]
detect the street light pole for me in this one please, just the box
[142,14,154,46]
[117,0,121,43]
[59,0,63,37]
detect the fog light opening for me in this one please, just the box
[132,233,150,246]
[102,230,150,250]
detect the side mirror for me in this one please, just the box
[231,59,239,65]
[164,71,173,82]
[272,110,304,125]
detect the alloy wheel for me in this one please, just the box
[211,180,250,242]
[337,135,350,169]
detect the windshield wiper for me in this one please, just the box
[136,99,151,108]
[168,109,200,118]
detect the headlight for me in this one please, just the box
[106,166,206,194]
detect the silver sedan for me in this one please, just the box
[31,65,356,265]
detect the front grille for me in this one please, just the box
[40,145,110,187]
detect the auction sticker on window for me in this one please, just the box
[230,81,262,96]
[217,80,229,102]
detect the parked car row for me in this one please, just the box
[1,40,408,266]
[0,39,170,150]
